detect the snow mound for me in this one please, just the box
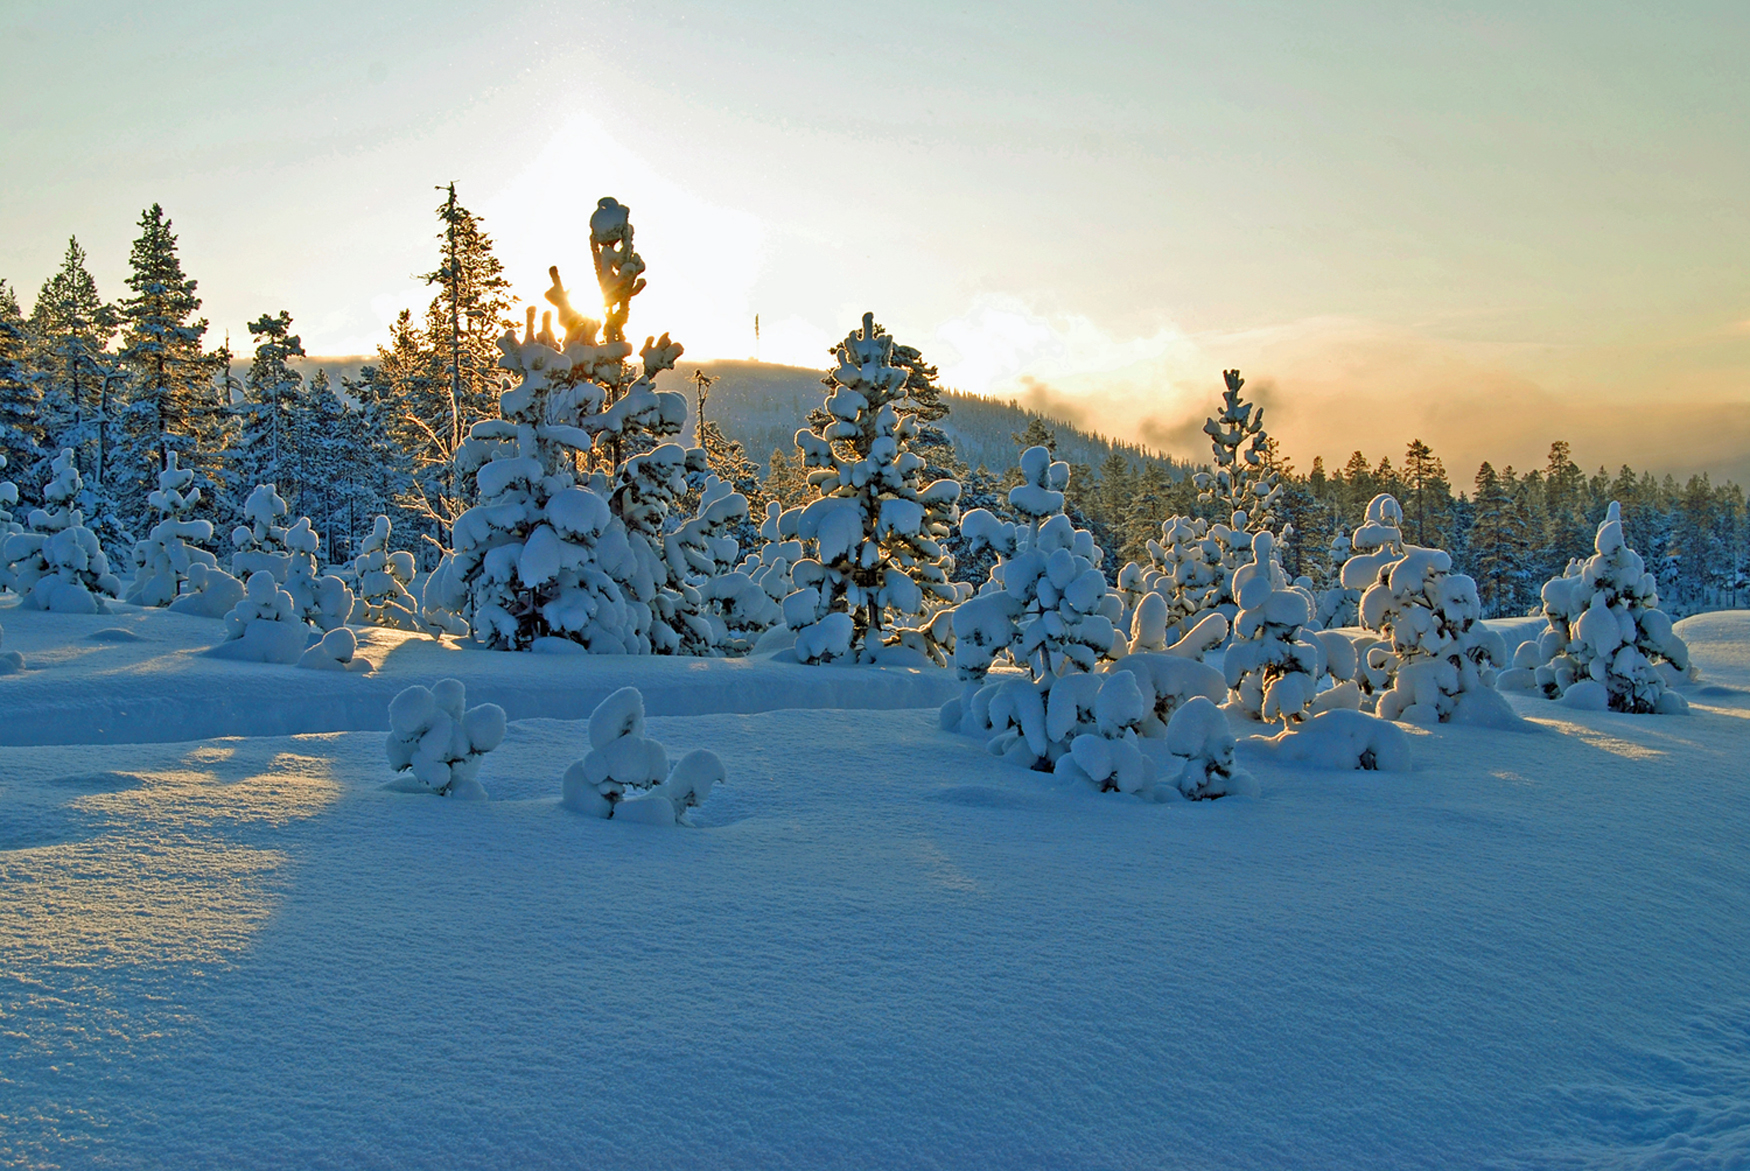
[1247,709,1413,772]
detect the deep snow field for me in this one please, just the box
[3,599,1749,1170]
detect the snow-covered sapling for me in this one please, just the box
[560,686,725,824]
[283,517,354,631]
[1523,502,1691,714]
[2,448,122,613]
[1164,696,1251,799]
[1224,530,1326,725]
[126,452,218,607]
[350,515,421,630]
[385,678,507,800]
[232,483,291,580]
[1344,494,1512,725]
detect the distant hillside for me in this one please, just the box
[293,355,1193,478]
[652,360,1194,478]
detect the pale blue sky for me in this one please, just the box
[3,1,1746,476]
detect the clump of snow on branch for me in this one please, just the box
[126,452,217,607]
[1342,493,1512,725]
[2,448,121,613]
[784,312,963,665]
[560,686,725,824]
[385,678,506,800]
[1508,502,1692,714]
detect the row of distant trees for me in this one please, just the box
[3,188,1744,615]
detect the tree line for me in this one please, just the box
[3,188,1744,616]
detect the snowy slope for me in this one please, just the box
[2,603,1749,1169]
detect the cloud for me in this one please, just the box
[940,304,1750,483]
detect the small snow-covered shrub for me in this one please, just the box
[2,448,122,613]
[1108,651,1226,737]
[350,516,420,630]
[1165,696,1251,799]
[1250,708,1412,772]
[560,686,725,824]
[1525,502,1691,714]
[386,678,506,800]
[298,627,371,673]
[0,623,24,674]
[127,452,217,607]
[1343,494,1511,726]
[168,561,246,619]
[208,570,308,664]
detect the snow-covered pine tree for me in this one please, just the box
[125,451,217,606]
[232,483,292,580]
[784,312,963,664]
[444,198,708,654]
[401,184,516,542]
[231,312,305,509]
[114,205,211,530]
[1193,368,1281,533]
[0,280,42,487]
[29,238,116,490]
[2,448,122,612]
[1342,493,1511,724]
[386,679,506,800]
[0,452,21,590]
[1523,501,1691,713]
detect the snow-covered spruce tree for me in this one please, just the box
[942,447,1158,794]
[113,204,214,531]
[1520,502,1691,713]
[126,451,217,606]
[783,313,963,665]
[2,448,121,612]
[444,198,734,654]
[1163,696,1250,799]
[560,686,726,824]
[386,678,506,800]
[229,312,305,507]
[209,571,308,664]
[1193,369,1282,533]
[0,280,43,485]
[1342,493,1512,724]
[350,515,421,629]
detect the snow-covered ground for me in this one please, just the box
[3,600,1749,1169]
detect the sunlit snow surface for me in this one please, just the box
[2,601,1749,1169]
